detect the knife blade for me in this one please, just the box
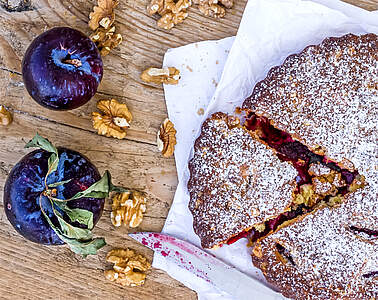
[129,232,283,300]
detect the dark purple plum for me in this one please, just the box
[22,27,103,110]
[3,148,105,245]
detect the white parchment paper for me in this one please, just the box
[153,1,378,299]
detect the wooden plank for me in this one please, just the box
[343,0,378,10]
[0,0,376,299]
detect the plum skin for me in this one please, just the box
[22,27,103,110]
[3,148,105,245]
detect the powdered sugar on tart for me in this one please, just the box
[252,187,377,300]
[243,33,377,180]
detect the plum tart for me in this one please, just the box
[188,33,377,298]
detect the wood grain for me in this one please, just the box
[0,0,376,299]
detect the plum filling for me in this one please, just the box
[275,243,295,266]
[226,230,250,245]
[349,226,378,238]
[227,204,307,245]
[363,271,378,279]
[244,112,357,186]
[226,112,359,245]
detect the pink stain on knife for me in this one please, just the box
[133,232,214,283]
[151,233,213,258]
[130,232,281,299]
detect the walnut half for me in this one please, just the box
[89,0,119,31]
[104,248,151,287]
[140,67,180,85]
[92,99,132,139]
[193,0,232,18]
[89,0,122,56]
[111,191,147,228]
[157,118,177,158]
[147,0,192,30]
[0,105,12,126]
[90,26,122,56]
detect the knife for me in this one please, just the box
[129,232,283,300]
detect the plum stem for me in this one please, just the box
[63,58,82,67]
[47,196,71,203]
[43,189,57,198]
[39,193,48,217]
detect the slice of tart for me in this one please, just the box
[188,111,361,249]
[188,112,297,249]
[252,184,377,300]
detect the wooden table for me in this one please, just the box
[0,0,376,299]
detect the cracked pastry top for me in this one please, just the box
[243,33,377,180]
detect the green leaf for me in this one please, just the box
[48,179,72,188]
[69,171,111,200]
[25,133,58,155]
[68,170,129,201]
[47,153,59,175]
[53,202,88,227]
[59,236,106,258]
[107,170,130,193]
[109,183,130,193]
[40,204,105,257]
[61,206,94,230]
[110,186,129,193]
[25,133,59,179]
[53,201,94,229]
[55,210,93,240]
[76,191,109,199]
